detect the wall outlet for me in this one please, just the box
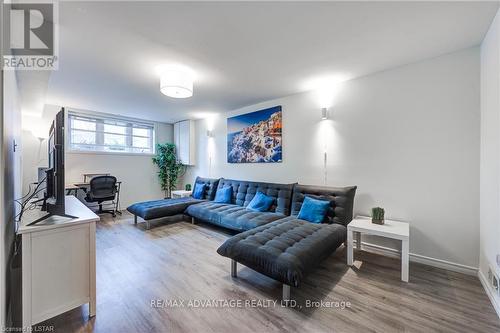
[488,265,500,296]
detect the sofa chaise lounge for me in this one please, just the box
[127,177,219,229]
[216,184,356,300]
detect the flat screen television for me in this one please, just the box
[28,108,74,225]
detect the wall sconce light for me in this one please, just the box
[321,107,329,120]
[206,130,214,138]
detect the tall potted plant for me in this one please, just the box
[152,143,186,198]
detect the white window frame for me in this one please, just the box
[66,110,156,156]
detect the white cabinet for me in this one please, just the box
[19,196,99,328]
[174,120,196,165]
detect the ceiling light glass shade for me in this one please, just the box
[160,69,194,98]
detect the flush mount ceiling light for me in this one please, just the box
[160,67,194,98]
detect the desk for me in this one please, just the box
[18,196,99,328]
[65,184,80,196]
[65,181,122,214]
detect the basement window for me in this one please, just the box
[67,112,155,154]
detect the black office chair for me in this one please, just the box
[85,176,118,217]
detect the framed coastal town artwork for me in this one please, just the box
[227,105,282,163]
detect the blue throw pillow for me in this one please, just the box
[246,192,274,212]
[214,186,232,204]
[192,183,205,199]
[297,196,330,224]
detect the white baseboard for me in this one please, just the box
[356,240,478,276]
[478,270,500,318]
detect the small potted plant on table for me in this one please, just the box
[371,207,385,225]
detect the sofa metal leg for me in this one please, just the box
[146,220,150,230]
[191,217,195,225]
[134,215,137,225]
[283,284,291,301]
[231,260,237,277]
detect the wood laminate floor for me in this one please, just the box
[35,212,500,333]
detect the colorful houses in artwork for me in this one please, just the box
[227,106,282,163]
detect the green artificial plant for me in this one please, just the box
[152,143,186,198]
[371,207,385,225]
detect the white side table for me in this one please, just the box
[171,190,192,198]
[347,216,410,282]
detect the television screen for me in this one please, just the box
[28,108,69,225]
[45,108,66,214]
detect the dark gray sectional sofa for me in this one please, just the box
[127,176,357,300]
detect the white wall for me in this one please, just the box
[185,47,480,270]
[480,8,500,313]
[2,69,23,328]
[21,106,174,208]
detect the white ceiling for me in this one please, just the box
[18,1,499,123]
